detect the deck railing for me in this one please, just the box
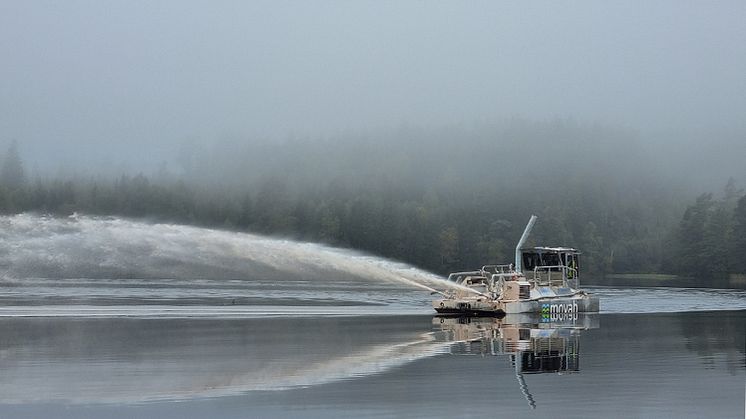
[480,264,514,275]
[530,265,579,289]
[446,271,482,282]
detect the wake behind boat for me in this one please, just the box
[433,215,600,315]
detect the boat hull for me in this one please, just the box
[433,293,599,315]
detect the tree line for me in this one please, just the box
[672,180,746,278]
[2,120,744,281]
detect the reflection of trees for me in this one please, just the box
[677,311,746,374]
[0,316,446,403]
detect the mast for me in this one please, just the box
[515,215,538,273]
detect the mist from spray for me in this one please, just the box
[0,214,476,295]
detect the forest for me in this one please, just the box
[1,120,744,283]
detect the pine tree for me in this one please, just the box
[676,193,714,276]
[723,177,742,210]
[0,141,25,190]
[732,195,746,273]
[702,205,730,278]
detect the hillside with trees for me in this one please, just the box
[1,121,743,284]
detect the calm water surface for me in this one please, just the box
[0,279,744,418]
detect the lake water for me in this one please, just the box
[0,279,744,418]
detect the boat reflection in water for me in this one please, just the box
[0,313,597,407]
[433,313,599,409]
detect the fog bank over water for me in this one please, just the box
[1,1,744,180]
[1,2,745,282]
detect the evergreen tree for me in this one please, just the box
[702,205,731,278]
[580,221,605,275]
[0,141,25,190]
[722,177,742,210]
[732,195,746,273]
[438,226,460,271]
[676,193,714,276]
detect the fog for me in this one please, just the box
[1,1,745,281]
[1,0,744,180]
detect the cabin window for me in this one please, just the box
[522,253,540,271]
[540,253,560,267]
[524,251,578,272]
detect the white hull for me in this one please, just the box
[433,292,599,315]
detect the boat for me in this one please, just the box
[433,215,600,315]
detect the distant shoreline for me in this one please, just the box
[587,273,746,290]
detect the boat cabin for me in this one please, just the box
[520,247,580,287]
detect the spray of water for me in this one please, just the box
[0,214,476,295]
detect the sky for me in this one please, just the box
[0,0,744,171]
